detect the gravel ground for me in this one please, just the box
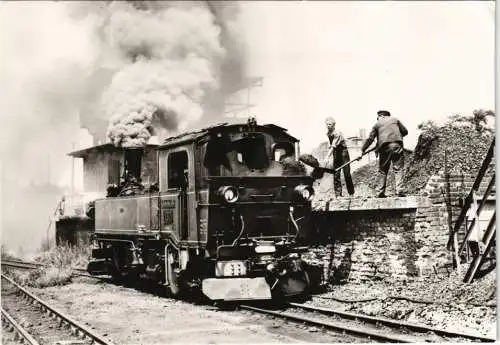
[307,264,497,339]
[27,277,358,344]
[3,269,496,343]
[2,280,94,345]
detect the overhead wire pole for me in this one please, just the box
[224,77,264,118]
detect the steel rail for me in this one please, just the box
[1,274,116,345]
[239,304,416,343]
[1,260,42,270]
[4,259,493,342]
[290,302,496,342]
[2,259,90,276]
[2,259,40,265]
[1,307,41,345]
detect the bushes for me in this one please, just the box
[16,266,73,288]
[351,111,495,196]
[11,244,90,288]
[34,243,90,269]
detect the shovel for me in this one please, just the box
[299,147,376,178]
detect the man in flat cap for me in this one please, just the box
[361,110,408,197]
[323,116,354,197]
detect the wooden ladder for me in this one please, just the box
[447,138,495,283]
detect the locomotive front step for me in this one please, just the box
[202,277,272,301]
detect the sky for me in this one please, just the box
[1,0,496,189]
[235,1,496,153]
[0,1,495,253]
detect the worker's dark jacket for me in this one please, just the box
[361,117,408,151]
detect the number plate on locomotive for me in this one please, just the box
[215,260,247,277]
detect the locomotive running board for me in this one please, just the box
[202,277,272,301]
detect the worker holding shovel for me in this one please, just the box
[323,117,355,197]
[361,110,408,198]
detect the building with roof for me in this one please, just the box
[68,143,159,194]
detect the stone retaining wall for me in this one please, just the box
[311,169,495,283]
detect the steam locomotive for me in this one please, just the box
[87,118,318,301]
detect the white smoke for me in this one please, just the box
[103,3,226,147]
[77,1,229,147]
[0,1,101,253]
[0,0,245,252]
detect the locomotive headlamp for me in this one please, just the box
[266,263,277,272]
[301,189,311,200]
[218,186,239,203]
[293,185,314,201]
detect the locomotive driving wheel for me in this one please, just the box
[165,246,184,297]
[166,256,181,296]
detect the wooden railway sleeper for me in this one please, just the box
[2,274,116,345]
[1,307,41,345]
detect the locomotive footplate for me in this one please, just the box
[202,277,272,301]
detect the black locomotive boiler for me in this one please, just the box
[87,119,317,301]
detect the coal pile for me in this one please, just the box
[351,115,495,196]
[299,154,320,168]
[281,157,307,175]
[299,154,325,180]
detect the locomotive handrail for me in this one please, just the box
[250,193,275,198]
[231,215,246,246]
[289,209,301,240]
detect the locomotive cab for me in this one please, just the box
[87,119,317,301]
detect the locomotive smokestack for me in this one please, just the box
[124,148,143,182]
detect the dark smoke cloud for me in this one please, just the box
[68,0,247,147]
[101,2,225,147]
[0,1,247,252]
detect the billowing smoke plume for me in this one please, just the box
[68,0,246,147]
[100,2,225,147]
[0,1,246,253]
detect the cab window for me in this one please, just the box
[233,134,269,170]
[203,133,232,176]
[168,151,188,189]
[272,142,294,162]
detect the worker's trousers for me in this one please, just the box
[333,148,355,197]
[377,142,405,196]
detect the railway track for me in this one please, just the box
[290,302,495,342]
[1,260,43,271]
[2,259,495,343]
[1,259,89,276]
[2,307,40,345]
[239,302,496,343]
[1,274,115,345]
